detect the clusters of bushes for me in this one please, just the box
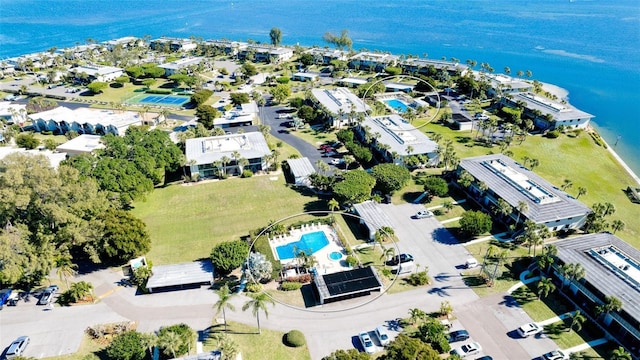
[210,240,250,275]
[86,321,136,340]
[337,129,373,164]
[284,273,311,283]
[242,169,253,178]
[190,89,214,106]
[589,131,608,148]
[546,129,561,138]
[406,271,430,286]
[280,281,303,291]
[145,89,172,95]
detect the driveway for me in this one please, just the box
[259,102,333,171]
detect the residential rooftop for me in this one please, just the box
[311,88,369,115]
[360,114,438,156]
[510,92,593,121]
[185,132,271,165]
[459,154,591,223]
[556,232,640,322]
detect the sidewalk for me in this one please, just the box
[565,338,608,354]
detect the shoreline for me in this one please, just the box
[589,126,640,186]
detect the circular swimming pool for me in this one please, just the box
[328,251,343,261]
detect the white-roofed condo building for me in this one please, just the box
[457,154,591,231]
[500,92,593,131]
[311,88,370,128]
[28,107,142,136]
[185,132,272,178]
[356,114,439,168]
[69,64,123,83]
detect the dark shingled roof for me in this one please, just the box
[555,233,640,322]
[459,154,591,223]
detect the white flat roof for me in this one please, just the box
[312,87,370,115]
[56,134,104,154]
[71,64,122,76]
[185,132,271,165]
[160,57,204,70]
[361,115,438,156]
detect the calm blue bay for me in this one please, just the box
[1,0,639,175]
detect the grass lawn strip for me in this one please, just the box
[203,321,311,360]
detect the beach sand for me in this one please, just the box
[597,131,640,186]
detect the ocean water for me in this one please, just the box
[1,0,639,174]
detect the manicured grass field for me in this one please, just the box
[203,321,311,360]
[131,175,319,265]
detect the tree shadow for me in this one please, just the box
[402,191,426,204]
[431,227,461,245]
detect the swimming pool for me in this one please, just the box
[384,99,409,112]
[138,95,190,106]
[276,231,329,260]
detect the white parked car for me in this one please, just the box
[359,332,376,354]
[375,326,390,346]
[542,350,568,360]
[517,322,542,337]
[414,210,433,219]
[330,158,344,165]
[450,342,481,358]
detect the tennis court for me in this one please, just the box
[125,93,190,107]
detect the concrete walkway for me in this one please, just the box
[440,216,461,224]
[465,232,509,246]
[537,311,576,326]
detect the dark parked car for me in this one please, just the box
[386,253,414,266]
[449,329,470,343]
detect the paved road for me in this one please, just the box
[259,102,336,172]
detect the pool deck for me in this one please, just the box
[269,224,350,274]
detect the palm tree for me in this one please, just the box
[611,347,632,360]
[242,292,275,334]
[213,284,236,332]
[611,219,625,234]
[596,295,623,320]
[380,247,395,264]
[442,201,454,214]
[140,332,158,358]
[493,198,513,222]
[560,263,586,291]
[537,277,555,299]
[569,310,586,333]
[515,201,528,226]
[158,330,181,359]
[408,308,426,325]
[55,253,78,290]
[576,186,587,199]
[327,198,340,212]
[220,156,231,177]
[561,179,573,191]
[440,300,453,318]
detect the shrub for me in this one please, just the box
[345,255,358,267]
[190,89,213,106]
[242,169,253,178]
[41,130,53,135]
[381,268,392,278]
[245,282,262,293]
[157,324,196,358]
[546,129,561,138]
[432,209,443,216]
[145,89,172,95]
[280,281,302,291]
[406,271,430,286]
[284,330,306,347]
[459,210,493,236]
[276,76,290,84]
[285,274,311,283]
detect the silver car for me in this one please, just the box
[6,336,30,359]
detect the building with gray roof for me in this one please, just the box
[352,200,395,241]
[500,92,593,131]
[457,154,591,230]
[311,88,370,128]
[400,58,468,74]
[356,114,439,168]
[286,157,316,187]
[70,64,123,82]
[56,134,104,157]
[304,48,348,65]
[349,52,399,71]
[159,57,206,76]
[146,260,214,293]
[552,232,639,354]
[185,132,271,178]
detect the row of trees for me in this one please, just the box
[106,323,196,360]
[0,152,151,287]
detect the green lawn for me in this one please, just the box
[203,321,311,360]
[512,284,605,350]
[130,175,319,265]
